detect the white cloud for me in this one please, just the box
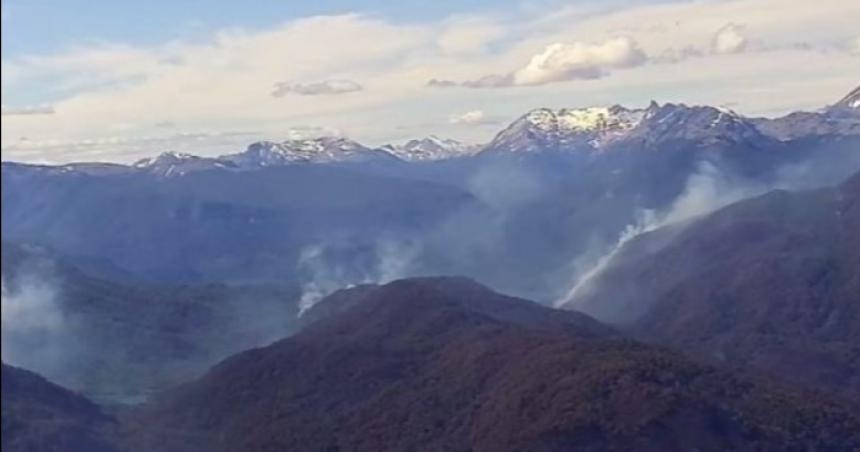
[272,79,363,96]
[5,45,171,92]
[712,23,748,54]
[433,36,647,88]
[449,110,487,124]
[2,0,859,163]
[512,36,648,85]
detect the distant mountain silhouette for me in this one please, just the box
[3,87,859,304]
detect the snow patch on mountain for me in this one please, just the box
[133,152,232,177]
[488,105,646,152]
[487,101,772,153]
[222,137,393,167]
[379,136,479,161]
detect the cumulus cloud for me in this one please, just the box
[430,36,647,88]
[512,37,648,85]
[449,110,487,124]
[272,79,363,97]
[1,105,56,116]
[711,23,748,54]
[2,0,859,162]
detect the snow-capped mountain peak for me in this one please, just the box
[486,101,771,153]
[221,136,392,167]
[621,102,769,148]
[379,135,479,161]
[530,106,644,134]
[133,151,196,168]
[133,151,230,177]
[488,105,646,152]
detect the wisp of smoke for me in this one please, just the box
[555,210,658,307]
[555,161,762,308]
[296,238,421,315]
[0,275,73,384]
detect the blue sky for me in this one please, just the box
[1,0,527,57]
[2,0,858,163]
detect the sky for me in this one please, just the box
[1,0,858,163]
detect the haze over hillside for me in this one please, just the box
[3,87,859,409]
[567,171,860,398]
[6,279,860,452]
[3,1,860,449]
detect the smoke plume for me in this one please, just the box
[296,238,421,315]
[555,160,763,308]
[1,272,78,387]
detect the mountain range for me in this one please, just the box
[3,85,860,451]
[4,87,858,293]
[13,85,856,179]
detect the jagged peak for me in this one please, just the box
[133,151,201,168]
[220,135,391,166]
[380,135,477,161]
[834,85,860,110]
[487,100,768,153]
[487,104,647,152]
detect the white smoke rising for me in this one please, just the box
[1,278,62,350]
[296,239,421,316]
[555,161,761,308]
[289,161,546,317]
[376,240,422,283]
[662,160,763,224]
[0,275,73,381]
[555,210,658,307]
